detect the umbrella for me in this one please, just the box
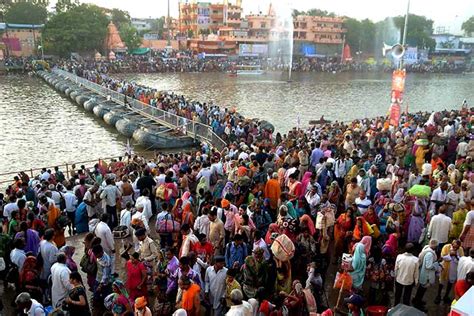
[415,139,429,146]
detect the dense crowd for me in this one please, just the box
[53,52,469,75]
[1,94,474,315]
[60,61,276,145]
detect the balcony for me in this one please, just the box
[311,26,346,33]
[313,38,343,44]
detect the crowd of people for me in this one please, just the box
[59,60,275,145]
[1,97,474,315]
[42,51,469,75]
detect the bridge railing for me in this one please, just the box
[52,68,228,151]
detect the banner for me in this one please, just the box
[391,69,406,94]
[403,47,418,65]
[239,44,268,56]
[389,103,401,126]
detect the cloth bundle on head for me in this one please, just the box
[221,199,230,208]
[135,296,147,309]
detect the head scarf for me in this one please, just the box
[265,223,281,244]
[359,236,372,256]
[383,233,398,256]
[301,171,313,198]
[60,245,77,272]
[113,279,133,308]
[20,256,38,284]
[299,214,316,236]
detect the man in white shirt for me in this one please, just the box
[135,190,152,221]
[355,190,372,215]
[457,138,469,158]
[64,184,78,234]
[95,214,115,273]
[3,195,19,220]
[428,205,452,247]
[226,289,253,316]
[394,243,419,306]
[197,163,213,188]
[457,248,474,281]
[430,182,448,213]
[205,256,228,316]
[39,229,58,281]
[100,178,121,229]
[83,185,99,219]
[15,292,45,316]
[50,253,73,308]
[194,207,211,237]
[11,238,27,270]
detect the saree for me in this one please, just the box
[349,243,367,289]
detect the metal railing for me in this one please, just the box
[0,155,129,188]
[52,68,228,151]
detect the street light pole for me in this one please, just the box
[400,0,410,69]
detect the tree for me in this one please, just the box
[4,2,47,24]
[393,14,435,50]
[43,4,109,56]
[462,16,474,36]
[292,8,335,17]
[55,0,79,13]
[111,8,131,31]
[150,16,166,38]
[120,24,142,51]
[344,18,376,54]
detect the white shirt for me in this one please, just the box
[10,248,26,270]
[132,211,150,232]
[63,191,78,212]
[395,252,420,285]
[120,209,131,227]
[95,221,114,254]
[428,213,452,244]
[457,256,474,281]
[430,187,447,212]
[3,202,19,220]
[136,196,152,221]
[464,210,474,227]
[355,197,372,215]
[100,184,121,206]
[83,190,95,217]
[226,301,253,316]
[51,262,72,308]
[26,299,45,316]
[205,266,228,308]
[194,214,210,237]
[253,239,271,260]
[457,142,468,157]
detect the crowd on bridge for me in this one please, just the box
[60,61,275,145]
[1,94,474,315]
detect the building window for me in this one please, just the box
[261,22,266,28]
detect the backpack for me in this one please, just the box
[156,214,181,234]
[56,213,71,229]
[80,252,97,275]
[156,184,173,200]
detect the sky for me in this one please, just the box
[55,0,474,35]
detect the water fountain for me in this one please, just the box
[269,1,294,82]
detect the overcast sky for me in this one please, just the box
[57,0,474,35]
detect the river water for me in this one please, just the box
[1,72,473,177]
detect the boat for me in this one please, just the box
[309,116,332,125]
[133,125,195,149]
[229,65,265,76]
[115,116,141,138]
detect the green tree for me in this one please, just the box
[150,16,166,38]
[462,16,474,36]
[4,2,47,24]
[292,8,335,17]
[111,8,131,31]
[393,14,435,49]
[344,18,376,54]
[55,0,79,13]
[120,24,142,51]
[43,4,109,56]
